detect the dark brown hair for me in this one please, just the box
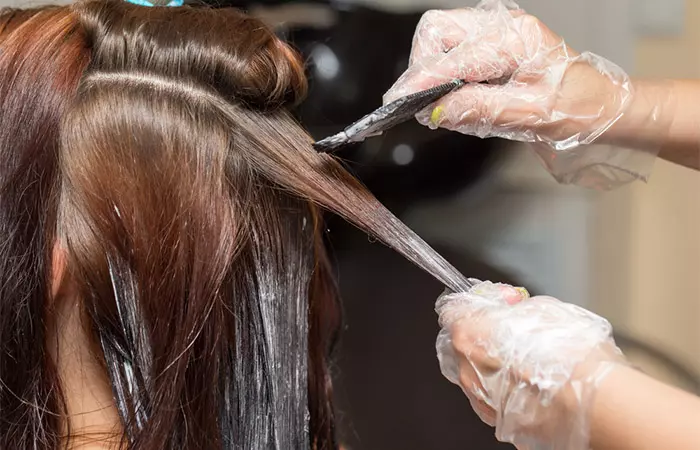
[0,1,469,448]
[0,6,90,449]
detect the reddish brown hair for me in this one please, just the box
[0,2,469,448]
[0,5,90,448]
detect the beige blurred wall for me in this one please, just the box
[593,0,700,387]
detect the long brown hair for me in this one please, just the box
[0,6,89,448]
[0,1,470,448]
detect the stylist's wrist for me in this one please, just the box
[545,345,627,448]
[599,79,677,151]
[561,346,626,414]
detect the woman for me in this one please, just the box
[386,1,700,449]
[0,1,469,448]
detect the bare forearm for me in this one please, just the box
[658,80,700,170]
[605,80,700,171]
[589,365,700,450]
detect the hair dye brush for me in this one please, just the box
[313,79,466,153]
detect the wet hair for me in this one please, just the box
[0,1,469,448]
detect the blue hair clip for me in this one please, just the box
[124,0,184,6]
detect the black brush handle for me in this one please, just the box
[342,79,465,140]
[313,78,502,153]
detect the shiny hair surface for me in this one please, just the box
[0,1,470,448]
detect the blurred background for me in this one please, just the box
[9,0,698,447]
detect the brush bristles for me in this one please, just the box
[312,132,349,153]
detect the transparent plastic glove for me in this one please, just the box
[436,281,626,449]
[385,0,674,189]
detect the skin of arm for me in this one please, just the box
[587,365,700,450]
[602,79,700,171]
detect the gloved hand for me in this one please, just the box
[436,281,626,450]
[385,0,673,189]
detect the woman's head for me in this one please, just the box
[0,1,469,448]
[60,2,345,447]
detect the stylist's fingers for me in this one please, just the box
[409,8,525,64]
[384,8,538,104]
[409,9,475,64]
[447,335,498,426]
[417,83,549,139]
[467,391,497,426]
[437,282,529,328]
[436,283,530,394]
[409,5,530,62]
[437,315,499,421]
[384,35,522,104]
[385,10,571,104]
